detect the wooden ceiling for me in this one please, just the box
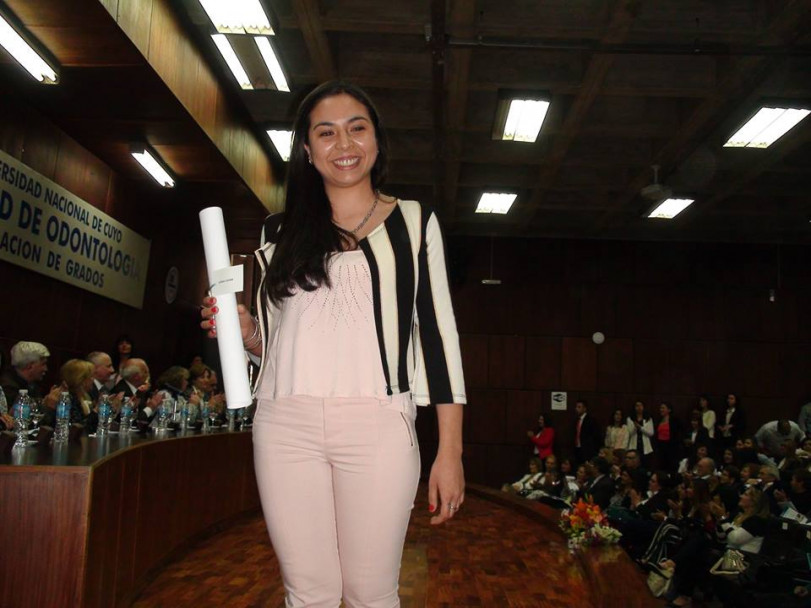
[213,0,811,243]
[3,0,811,244]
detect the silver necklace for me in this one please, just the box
[347,192,379,235]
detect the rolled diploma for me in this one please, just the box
[199,206,252,409]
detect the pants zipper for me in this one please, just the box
[400,412,414,447]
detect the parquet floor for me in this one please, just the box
[133,489,611,607]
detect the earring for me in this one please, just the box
[307,155,313,165]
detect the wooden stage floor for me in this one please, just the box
[133,487,658,607]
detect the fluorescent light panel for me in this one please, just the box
[475,192,517,214]
[131,149,175,188]
[254,36,289,92]
[500,99,550,142]
[724,106,810,148]
[199,0,273,35]
[267,129,292,161]
[647,197,694,219]
[212,34,253,90]
[0,12,57,84]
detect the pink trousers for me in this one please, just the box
[253,393,420,608]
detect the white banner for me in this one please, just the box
[0,149,151,308]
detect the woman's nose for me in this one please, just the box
[336,129,351,149]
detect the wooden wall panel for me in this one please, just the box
[459,334,488,389]
[438,236,811,486]
[525,336,561,389]
[488,335,525,388]
[561,337,597,391]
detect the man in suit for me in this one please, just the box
[87,351,114,404]
[574,400,600,465]
[113,358,162,421]
[583,457,615,509]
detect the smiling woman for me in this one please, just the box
[199,81,466,608]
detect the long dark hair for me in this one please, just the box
[266,81,390,305]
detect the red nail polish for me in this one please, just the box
[211,319,216,326]
[428,504,436,512]
[212,307,219,313]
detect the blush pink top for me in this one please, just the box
[256,250,388,401]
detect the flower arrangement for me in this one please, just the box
[559,499,622,550]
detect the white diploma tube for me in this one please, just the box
[199,207,252,409]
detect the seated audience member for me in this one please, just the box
[758,464,785,515]
[774,469,811,517]
[565,464,590,501]
[698,395,716,441]
[526,413,554,459]
[617,471,678,558]
[715,466,742,515]
[59,359,97,427]
[626,401,655,466]
[662,486,771,607]
[189,362,225,411]
[501,458,543,496]
[721,447,737,468]
[1,341,60,414]
[684,412,711,454]
[656,402,682,472]
[526,455,565,502]
[797,437,811,462]
[113,358,162,421]
[86,351,115,403]
[678,444,711,478]
[776,439,803,481]
[605,408,629,450]
[740,462,760,489]
[582,457,615,509]
[735,438,761,468]
[755,419,806,459]
[610,467,637,509]
[156,366,198,403]
[623,449,650,481]
[718,393,746,449]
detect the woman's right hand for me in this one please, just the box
[200,296,255,342]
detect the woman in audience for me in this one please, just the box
[605,408,629,450]
[721,447,736,468]
[501,458,543,496]
[662,486,770,607]
[60,358,96,426]
[678,444,710,478]
[526,413,554,459]
[698,395,716,442]
[610,467,637,508]
[715,466,742,516]
[627,400,655,468]
[657,402,682,472]
[684,412,711,455]
[110,334,135,389]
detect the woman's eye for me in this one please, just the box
[318,130,334,137]
[351,125,366,132]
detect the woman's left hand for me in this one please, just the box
[428,452,464,525]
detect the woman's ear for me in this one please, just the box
[303,143,312,164]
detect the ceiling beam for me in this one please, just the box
[516,0,639,227]
[292,0,338,82]
[443,0,476,224]
[592,0,811,234]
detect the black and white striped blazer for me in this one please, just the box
[252,199,466,407]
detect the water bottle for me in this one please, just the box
[97,394,112,436]
[226,409,235,432]
[54,391,71,443]
[12,390,30,448]
[200,400,210,432]
[119,397,133,434]
[178,396,189,431]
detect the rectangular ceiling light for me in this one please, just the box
[255,36,289,92]
[199,0,274,35]
[647,197,694,219]
[212,34,253,90]
[131,146,175,188]
[267,129,293,161]
[493,98,550,143]
[724,106,810,148]
[475,192,517,214]
[0,11,57,84]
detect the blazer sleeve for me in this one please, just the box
[412,209,466,406]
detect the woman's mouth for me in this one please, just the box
[332,157,360,169]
